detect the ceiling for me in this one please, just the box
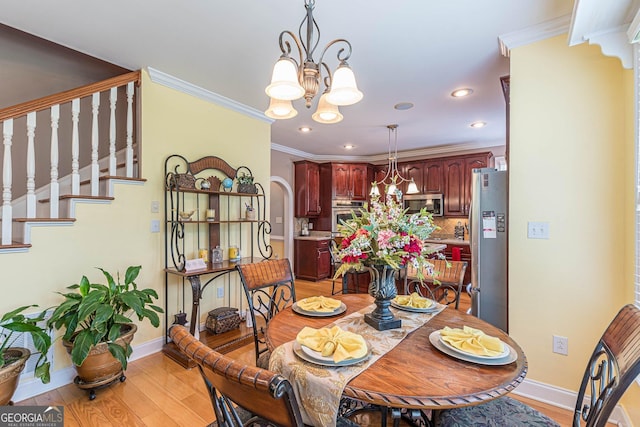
[0,0,576,158]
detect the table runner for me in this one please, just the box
[268,303,446,427]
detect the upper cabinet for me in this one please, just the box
[443,152,493,216]
[329,163,371,200]
[399,160,444,194]
[294,160,321,217]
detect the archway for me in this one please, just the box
[269,176,294,262]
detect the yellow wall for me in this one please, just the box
[0,69,271,372]
[509,33,636,413]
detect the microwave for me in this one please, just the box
[403,194,444,216]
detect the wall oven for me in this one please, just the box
[403,193,444,216]
[331,200,365,234]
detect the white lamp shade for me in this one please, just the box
[406,180,419,194]
[326,63,363,106]
[370,184,380,197]
[265,57,304,101]
[386,183,397,195]
[265,98,298,119]
[312,93,343,124]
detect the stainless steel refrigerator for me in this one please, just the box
[469,168,508,332]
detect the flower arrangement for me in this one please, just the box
[333,191,442,281]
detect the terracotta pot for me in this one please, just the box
[0,347,30,405]
[63,323,137,386]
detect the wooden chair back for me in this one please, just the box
[573,304,640,426]
[237,259,296,364]
[405,259,468,309]
[169,325,304,427]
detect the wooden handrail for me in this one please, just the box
[0,70,141,122]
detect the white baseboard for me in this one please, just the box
[514,378,632,426]
[13,336,165,403]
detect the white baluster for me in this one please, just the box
[91,92,100,196]
[50,105,60,218]
[2,120,13,245]
[26,112,36,218]
[126,82,134,178]
[71,98,80,195]
[109,87,117,176]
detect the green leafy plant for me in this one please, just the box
[236,172,254,185]
[0,305,51,383]
[47,265,163,370]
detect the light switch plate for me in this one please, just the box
[151,201,160,213]
[527,221,549,239]
[150,219,160,233]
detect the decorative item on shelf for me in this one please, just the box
[236,172,257,194]
[178,210,194,221]
[205,307,241,335]
[222,177,233,192]
[174,173,196,190]
[454,221,465,240]
[245,204,257,220]
[207,176,222,191]
[333,192,442,331]
[211,246,224,264]
[198,248,209,263]
[229,246,240,261]
[205,209,216,221]
[196,177,211,190]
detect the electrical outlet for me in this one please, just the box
[150,219,160,233]
[217,287,224,298]
[553,335,568,355]
[527,221,550,239]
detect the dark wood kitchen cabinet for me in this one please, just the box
[423,159,444,193]
[329,163,370,200]
[294,160,321,217]
[400,162,424,194]
[443,153,493,216]
[294,238,331,281]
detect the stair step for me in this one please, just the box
[39,195,115,204]
[79,176,147,186]
[0,242,32,250]
[13,217,76,223]
[99,158,138,174]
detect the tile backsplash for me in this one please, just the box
[433,217,468,239]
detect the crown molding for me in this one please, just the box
[499,14,572,57]
[271,139,504,163]
[147,67,273,124]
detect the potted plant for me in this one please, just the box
[236,172,257,194]
[0,305,52,405]
[48,265,163,398]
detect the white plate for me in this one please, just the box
[292,301,347,317]
[292,341,370,367]
[391,300,439,313]
[429,331,517,366]
[439,333,510,360]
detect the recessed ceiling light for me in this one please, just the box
[451,88,474,98]
[394,102,414,111]
[344,144,355,150]
[298,126,312,133]
[470,121,486,128]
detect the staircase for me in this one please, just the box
[0,71,143,253]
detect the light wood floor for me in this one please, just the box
[16,277,579,426]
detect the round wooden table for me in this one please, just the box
[265,294,527,410]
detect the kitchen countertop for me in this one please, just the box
[424,234,470,245]
[293,232,332,241]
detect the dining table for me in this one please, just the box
[265,293,527,425]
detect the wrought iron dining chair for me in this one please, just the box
[169,324,302,426]
[169,325,359,427]
[404,259,467,309]
[435,304,640,427]
[237,258,296,369]
[331,238,372,295]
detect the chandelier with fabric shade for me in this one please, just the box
[264,0,363,124]
[371,125,420,197]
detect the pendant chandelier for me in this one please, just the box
[264,0,363,124]
[371,124,419,197]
